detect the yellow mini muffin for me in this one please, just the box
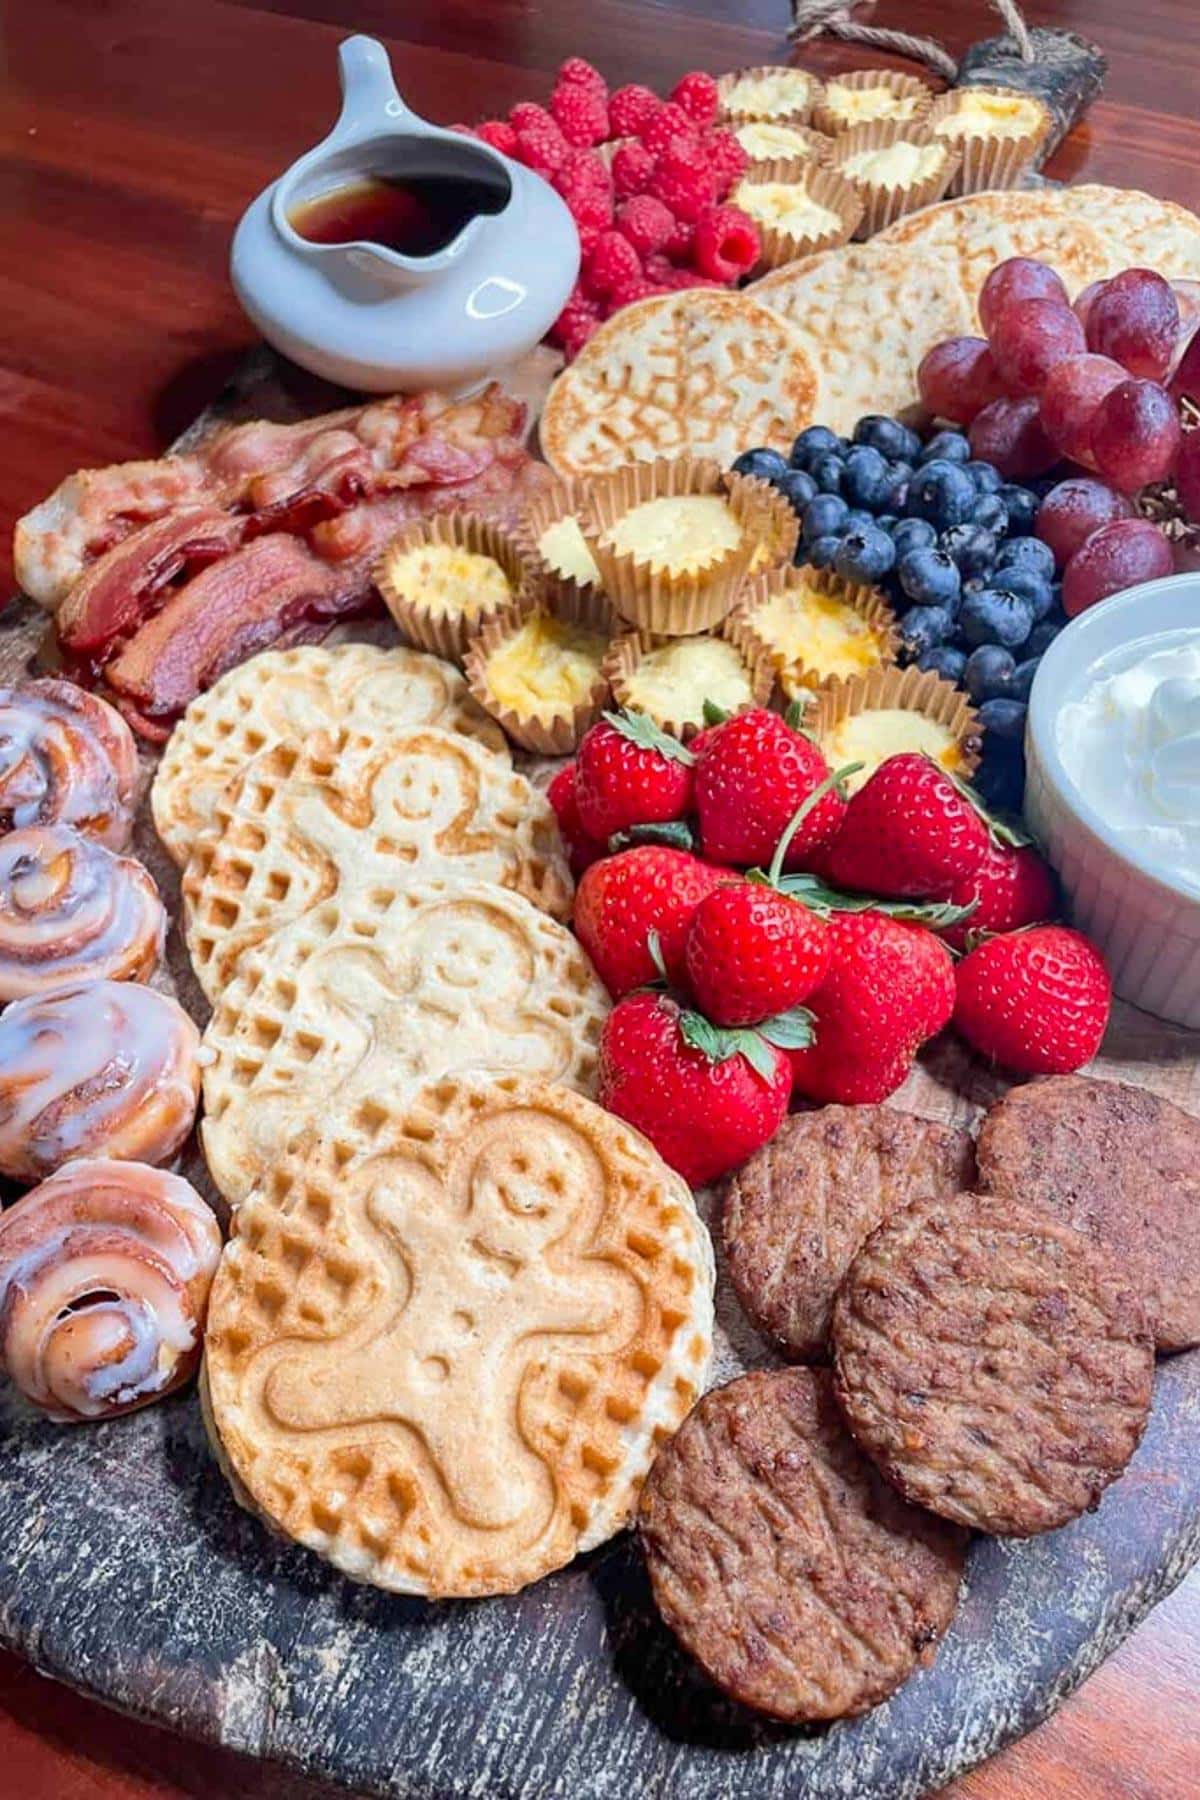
[928,86,1052,194]
[840,139,947,187]
[618,636,759,732]
[733,179,845,243]
[822,709,968,792]
[745,576,894,694]
[718,66,820,125]
[464,608,611,754]
[601,495,743,576]
[734,120,829,165]
[536,513,602,590]
[732,161,862,266]
[380,542,512,621]
[931,88,1049,141]
[822,80,926,129]
[376,515,532,664]
[810,667,981,793]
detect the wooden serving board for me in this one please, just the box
[1,352,1199,1800]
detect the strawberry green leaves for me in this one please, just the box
[603,707,695,766]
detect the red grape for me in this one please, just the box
[1170,280,1200,348]
[979,257,1070,336]
[1085,267,1181,380]
[1170,326,1200,407]
[1089,378,1182,490]
[916,335,1006,423]
[968,395,1058,480]
[1062,518,1174,617]
[1036,477,1134,567]
[990,298,1086,395]
[1073,279,1108,332]
[1177,430,1200,525]
[1038,353,1125,464]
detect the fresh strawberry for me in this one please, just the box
[573,845,728,997]
[574,710,694,843]
[938,840,1058,949]
[787,909,956,1104]
[693,708,847,868]
[953,924,1111,1074]
[685,880,831,1026]
[597,989,792,1186]
[824,754,990,899]
[546,761,605,878]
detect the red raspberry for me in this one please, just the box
[663,214,696,259]
[707,128,751,197]
[508,101,569,176]
[550,281,602,345]
[662,266,720,290]
[670,71,720,127]
[550,84,610,148]
[616,195,675,259]
[474,120,518,156]
[557,149,611,194]
[557,154,615,246]
[640,101,699,157]
[555,57,608,99]
[691,205,760,282]
[611,140,656,199]
[609,276,670,311]
[608,83,661,139]
[561,312,601,360]
[582,230,644,300]
[649,143,717,222]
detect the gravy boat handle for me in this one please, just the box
[328,34,421,145]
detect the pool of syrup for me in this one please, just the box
[289,172,507,258]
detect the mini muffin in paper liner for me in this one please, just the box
[812,69,935,138]
[733,120,833,169]
[602,621,774,742]
[463,585,615,756]
[517,477,608,615]
[579,458,785,638]
[729,564,900,703]
[827,121,960,239]
[927,86,1053,196]
[733,160,863,270]
[375,512,537,666]
[716,64,823,127]
[807,664,982,793]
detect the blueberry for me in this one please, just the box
[790,425,842,470]
[843,508,875,535]
[884,459,913,510]
[979,697,1029,741]
[998,484,1040,534]
[834,526,896,585]
[898,546,961,607]
[807,533,843,570]
[891,516,937,556]
[965,459,1003,495]
[940,523,997,578]
[971,494,1009,534]
[900,605,954,657]
[875,513,898,534]
[906,460,977,528]
[853,415,922,461]
[995,536,1056,582]
[1010,656,1042,702]
[841,444,892,511]
[810,452,846,495]
[776,468,818,513]
[732,447,788,483]
[964,644,1016,702]
[918,645,968,682]
[1027,618,1065,658]
[990,566,1052,618]
[960,588,1034,650]
[919,429,971,465]
[974,753,1026,813]
[802,494,849,541]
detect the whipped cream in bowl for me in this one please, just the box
[1025,574,1200,1028]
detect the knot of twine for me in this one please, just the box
[789,0,1035,83]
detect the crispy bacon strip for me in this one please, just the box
[56,508,245,655]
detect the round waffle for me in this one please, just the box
[202,1074,715,1598]
[181,724,572,1000]
[200,878,610,1205]
[151,643,508,867]
[539,289,818,478]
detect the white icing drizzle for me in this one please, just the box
[0,823,166,1000]
[0,679,137,850]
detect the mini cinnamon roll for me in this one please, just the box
[0,823,165,1000]
[0,981,200,1181]
[0,1159,221,1422]
[0,678,138,849]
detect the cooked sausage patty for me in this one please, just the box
[977,1075,1200,1352]
[723,1106,976,1361]
[637,1367,966,1721]
[833,1191,1155,1536]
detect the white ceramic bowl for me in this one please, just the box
[1025,572,1200,1028]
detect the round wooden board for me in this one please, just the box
[2,359,1199,1798]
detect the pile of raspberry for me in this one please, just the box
[460,60,760,359]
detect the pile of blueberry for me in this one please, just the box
[732,416,1066,812]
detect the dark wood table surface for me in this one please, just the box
[2,1,1199,1795]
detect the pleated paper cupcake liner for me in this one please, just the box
[807,664,983,790]
[927,86,1053,196]
[717,64,824,128]
[463,585,614,756]
[374,513,537,668]
[812,68,935,138]
[517,476,610,617]
[733,159,864,271]
[729,564,900,703]
[733,120,834,170]
[602,620,774,741]
[827,120,961,239]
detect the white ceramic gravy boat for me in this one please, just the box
[231,35,580,392]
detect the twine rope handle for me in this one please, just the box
[789,0,1036,81]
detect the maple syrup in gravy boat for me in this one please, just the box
[231,35,580,391]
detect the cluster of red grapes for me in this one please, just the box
[918,256,1198,617]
